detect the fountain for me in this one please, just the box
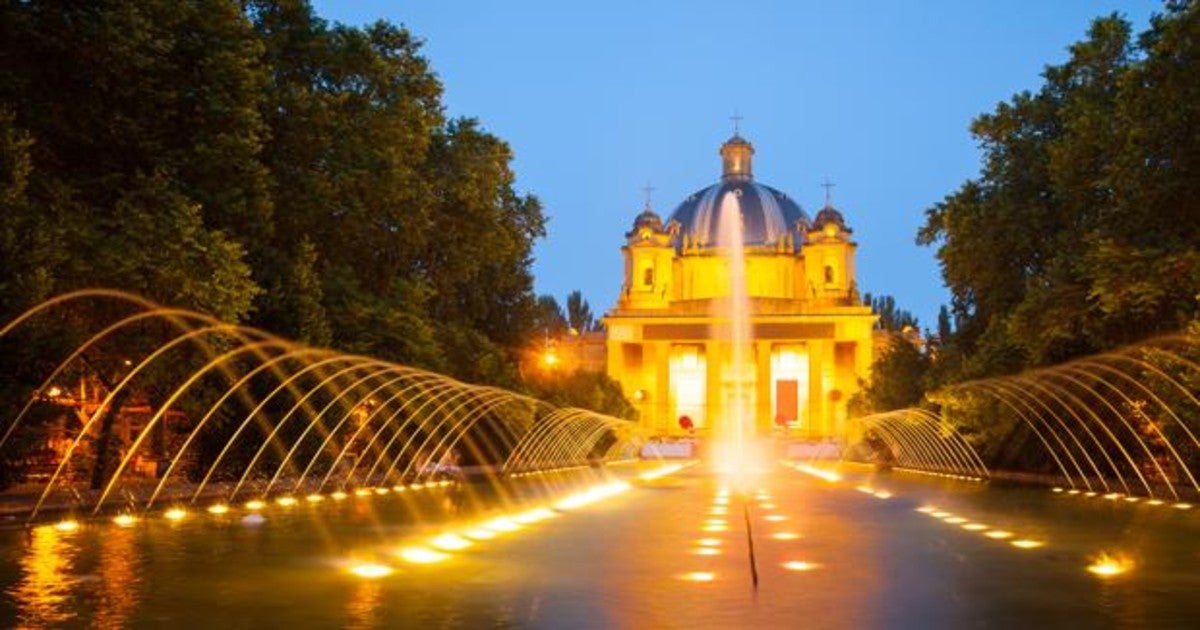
[0,289,642,523]
[711,191,765,486]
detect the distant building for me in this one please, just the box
[603,133,877,438]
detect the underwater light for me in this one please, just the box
[397,546,450,564]
[678,571,715,582]
[244,500,266,510]
[1087,553,1133,577]
[276,496,297,506]
[164,508,187,521]
[782,560,819,572]
[54,519,80,532]
[206,504,230,515]
[331,491,348,501]
[349,563,393,578]
[772,532,801,540]
[306,494,324,503]
[984,530,1013,540]
[112,514,137,527]
[429,533,472,551]
[1010,539,1044,549]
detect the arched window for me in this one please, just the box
[823,265,835,285]
[643,266,655,287]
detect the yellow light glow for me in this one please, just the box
[639,463,684,480]
[206,504,230,515]
[916,506,937,514]
[112,514,137,527]
[331,491,348,501]
[873,491,892,499]
[696,538,721,547]
[1051,487,1064,493]
[164,508,187,521]
[856,485,874,494]
[244,500,266,510]
[678,571,715,582]
[54,519,80,532]
[514,508,556,524]
[962,523,988,531]
[349,563,393,579]
[709,508,728,516]
[276,496,297,506]
[772,532,801,540]
[543,351,559,367]
[429,534,472,551]
[1174,502,1193,510]
[1123,496,1139,503]
[930,511,950,518]
[943,517,967,524]
[483,517,521,533]
[782,560,819,572]
[306,494,324,503]
[702,524,729,532]
[985,530,1013,540]
[374,488,390,495]
[398,546,450,564]
[1087,552,1133,578]
[1067,489,1081,495]
[1084,491,1097,497]
[795,464,842,482]
[1011,539,1044,549]
[1103,493,1121,501]
[355,489,372,497]
[704,519,726,527]
[713,497,729,506]
[463,528,496,540]
[759,502,777,510]
[765,515,786,522]
[692,548,720,556]
[1148,499,1164,506]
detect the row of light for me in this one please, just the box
[678,485,818,583]
[916,505,1044,549]
[44,480,458,533]
[349,464,692,579]
[894,467,986,483]
[1050,486,1192,509]
[508,464,590,479]
[855,484,893,500]
[782,461,843,483]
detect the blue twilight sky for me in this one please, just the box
[312,0,1161,328]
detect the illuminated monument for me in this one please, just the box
[604,133,877,439]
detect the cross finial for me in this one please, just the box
[641,182,656,211]
[821,177,836,206]
[730,110,744,136]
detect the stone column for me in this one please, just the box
[807,341,824,438]
[654,341,672,435]
[756,340,772,436]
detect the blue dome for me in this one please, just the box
[668,180,808,248]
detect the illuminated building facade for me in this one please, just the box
[604,134,876,438]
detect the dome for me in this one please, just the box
[632,208,663,231]
[666,134,808,248]
[813,204,848,232]
[668,180,807,248]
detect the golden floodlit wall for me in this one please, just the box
[604,134,877,439]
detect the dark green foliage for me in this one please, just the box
[862,293,918,332]
[849,335,931,416]
[919,6,1200,381]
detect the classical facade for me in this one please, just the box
[603,133,876,439]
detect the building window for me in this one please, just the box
[823,264,835,285]
[642,266,654,288]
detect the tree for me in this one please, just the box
[918,7,1200,381]
[849,335,931,416]
[565,290,597,333]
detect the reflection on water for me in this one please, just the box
[346,580,381,629]
[0,467,1197,627]
[94,528,140,628]
[12,526,79,627]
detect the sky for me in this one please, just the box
[312,0,1162,328]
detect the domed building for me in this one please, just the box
[604,133,877,439]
